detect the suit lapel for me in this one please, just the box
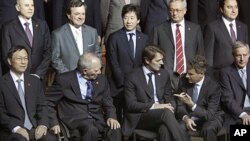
[24,74,34,112]
[164,23,175,46]
[184,21,192,58]
[138,69,153,98]
[134,30,143,63]
[32,19,39,47]
[121,29,134,60]
[231,64,245,90]
[196,77,208,104]
[14,18,31,47]
[154,71,162,99]
[70,72,83,99]
[246,63,250,97]
[65,24,80,55]
[218,19,233,44]
[236,20,243,41]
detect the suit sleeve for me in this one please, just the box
[100,0,110,34]
[203,24,215,66]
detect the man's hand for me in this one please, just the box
[154,103,175,113]
[241,113,250,125]
[16,127,29,141]
[174,92,194,108]
[107,118,120,130]
[183,116,197,131]
[51,125,61,135]
[35,125,47,140]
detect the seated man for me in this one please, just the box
[122,45,188,141]
[0,45,56,141]
[220,41,250,131]
[175,55,223,141]
[48,53,121,141]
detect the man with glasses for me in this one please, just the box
[151,0,204,91]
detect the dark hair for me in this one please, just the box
[7,45,29,59]
[121,4,140,19]
[142,45,165,65]
[188,55,207,74]
[66,0,87,15]
[219,0,238,9]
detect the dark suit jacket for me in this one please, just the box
[1,17,51,79]
[0,73,48,132]
[152,20,204,73]
[220,63,250,125]
[204,19,248,69]
[140,0,169,36]
[122,68,173,136]
[177,76,223,122]
[106,28,148,96]
[47,70,117,130]
[239,0,250,43]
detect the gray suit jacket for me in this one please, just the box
[101,0,141,42]
[51,23,100,73]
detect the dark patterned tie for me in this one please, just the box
[24,22,33,46]
[128,33,135,58]
[86,81,93,101]
[229,23,237,43]
[192,84,199,103]
[147,73,154,96]
[16,79,33,129]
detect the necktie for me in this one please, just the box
[192,84,199,103]
[24,22,33,46]
[147,73,154,96]
[229,23,237,43]
[16,79,32,130]
[86,81,93,101]
[240,69,250,107]
[176,24,184,75]
[128,33,135,58]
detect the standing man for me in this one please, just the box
[220,41,250,132]
[48,53,121,141]
[175,55,223,141]
[1,0,51,80]
[204,0,248,79]
[122,45,188,141]
[0,45,56,141]
[152,0,204,90]
[51,0,100,74]
[106,4,148,122]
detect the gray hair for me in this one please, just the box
[167,0,187,8]
[77,52,100,70]
[232,41,250,55]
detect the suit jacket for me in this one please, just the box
[106,28,148,96]
[239,0,250,43]
[47,70,117,130]
[177,76,223,122]
[152,20,204,74]
[122,68,173,136]
[220,63,250,123]
[51,23,100,74]
[101,0,141,42]
[204,19,248,69]
[140,0,169,36]
[1,17,51,79]
[0,73,48,132]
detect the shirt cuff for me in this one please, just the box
[239,112,247,118]
[191,104,197,111]
[150,104,155,110]
[12,126,21,133]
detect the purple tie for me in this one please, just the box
[24,22,33,46]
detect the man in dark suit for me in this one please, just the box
[0,45,56,141]
[122,45,188,141]
[175,55,223,141]
[204,0,248,80]
[1,0,51,80]
[152,0,204,90]
[220,41,250,132]
[140,0,169,37]
[106,4,148,122]
[51,0,100,74]
[48,53,121,141]
[238,0,250,43]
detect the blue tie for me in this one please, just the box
[147,73,154,96]
[193,84,199,103]
[86,81,93,101]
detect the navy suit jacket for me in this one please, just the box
[204,19,248,69]
[0,73,48,132]
[122,68,173,136]
[106,28,148,96]
[1,17,51,79]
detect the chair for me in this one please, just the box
[188,127,228,141]
[132,129,157,141]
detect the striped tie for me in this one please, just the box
[176,24,184,75]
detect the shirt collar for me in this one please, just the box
[171,19,185,27]
[195,76,205,87]
[69,24,82,33]
[10,70,24,82]
[126,29,136,35]
[18,16,32,26]
[222,16,236,27]
[142,66,154,76]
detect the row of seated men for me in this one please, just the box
[1,42,250,141]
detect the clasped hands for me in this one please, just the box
[16,125,47,141]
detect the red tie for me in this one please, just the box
[176,24,184,75]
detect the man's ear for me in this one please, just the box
[7,58,11,66]
[15,4,20,12]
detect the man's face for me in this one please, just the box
[16,0,34,20]
[234,47,250,69]
[82,59,102,80]
[169,1,187,23]
[8,49,28,75]
[146,53,164,72]
[220,0,238,21]
[186,68,204,84]
[123,11,140,31]
[67,5,86,28]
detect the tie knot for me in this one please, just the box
[16,79,23,83]
[176,24,181,28]
[229,23,233,27]
[86,80,92,85]
[147,72,154,78]
[128,33,134,38]
[24,22,30,27]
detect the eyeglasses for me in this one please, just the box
[169,8,184,13]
